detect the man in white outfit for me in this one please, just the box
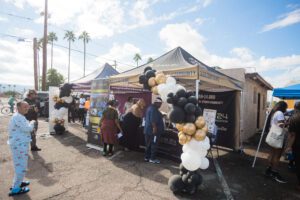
[8,101,36,196]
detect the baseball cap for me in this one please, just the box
[154,97,162,103]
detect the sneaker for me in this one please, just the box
[264,167,274,178]
[149,159,160,164]
[273,172,287,184]
[31,147,41,151]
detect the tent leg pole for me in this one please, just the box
[252,96,273,168]
[195,80,200,102]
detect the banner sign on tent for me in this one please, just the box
[198,91,236,148]
[87,79,110,149]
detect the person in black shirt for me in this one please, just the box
[24,90,41,151]
[286,102,300,190]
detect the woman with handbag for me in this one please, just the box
[265,101,288,183]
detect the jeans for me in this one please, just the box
[30,122,38,148]
[144,134,159,160]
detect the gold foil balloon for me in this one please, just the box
[194,129,206,141]
[186,135,192,143]
[151,86,159,95]
[179,134,187,145]
[195,116,206,129]
[183,123,196,136]
[202,125,208,133]
[155,73,167,84]
[148,77,157,87]
[176,123,184,131]
[178,131,184,137]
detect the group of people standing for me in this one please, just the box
[99,96,164,164]
[265,101,300,189]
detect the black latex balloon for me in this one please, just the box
[179,163,188,175]
[168,175,185,193]
[144,66,152,73]
[177,97,188,107]
[54,102,64,110]
[184,103,196,114]
[145,70,156,79]
[172,95,179,105]
[186,91,195,98]
[185,114,196,123]
[188,96,198,105]
[182,174,189,184]
[166,97,173,104]
[54,124,65,135]
[183,184,197,195]
[169,106,185,123]
[167,92,174,98]
[195,106,202,117]
[176,89,186,98]
[143,82,151,90]
[139,75,146,84]
[188,174,202,185]
[59,83,73,98]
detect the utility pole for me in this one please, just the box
[33,38,38,90]
[41,0,48,91]
[113,60,117,70]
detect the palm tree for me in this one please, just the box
[8,84,11,92]
[13,85,16,92]
[147,57,154,63]
[64,30,76,83]
[79,31,91,77]
[48,32,58,69]
[133,53,142,67]
[37,38,44,90]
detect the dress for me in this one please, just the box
[121,112,141,150]
[101,107,119,144]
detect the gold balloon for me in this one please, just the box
[186,135,192,143]
[195,116,206,129]
[202,125,208,133]
[176,123,184,131]
[151,86,159,95]
[148,77,157,87]
[183,123,196,136]
[194,129,206,141]
[179,134,187,145]
[155,73,167,84]
[178,131,184,137]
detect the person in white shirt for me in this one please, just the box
[123,96,133,114]
[8,101,36,196]
[78,94,86,124]
[265,101,288,183]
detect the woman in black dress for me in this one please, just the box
[121,99,145,151]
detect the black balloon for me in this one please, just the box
[186,91,195,98]
[143,82,151,90]
[177,97,188,107]
[54,124,65,135]
[144,66,152,73]
[185,114,196,123]
[176,89,186,98]
[188,174,202,185]
[169,106,185,123]
[188,96,198,105]
[145,70,156,79]
[59,83,73,98]
[172,95,179,105]
[139,75,146,84]
[183,184,197,195]
[184,103,196,114]
[195,106,202,117]
[167,92,174,98]
[182,174,189,184]
[167,97,173,104]
[179,163,188,175]
[168,175,185,193]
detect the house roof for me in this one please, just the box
[245,72,273,90]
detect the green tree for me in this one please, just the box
[147,57,154,63]
[64,30,76,83]
[78,31,91,77]
[46,68,64,90]
[133,53,142,67]
[48,32,58,69]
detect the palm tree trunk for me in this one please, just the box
[68,41,71,83]
[51,41,53,69]
[83,41,86,77]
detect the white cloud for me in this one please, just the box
[261,9,300,32]
[194,17,205,25]
[8,27,36,39]
[0,16,8,21]
[202,0,213,7]
[159,23,300,87]
[96,43,141,71]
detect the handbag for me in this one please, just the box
[265,124,284,148]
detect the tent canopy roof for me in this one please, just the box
[110,47,242,90]
[273,83,300,99]
[72,63,119,84]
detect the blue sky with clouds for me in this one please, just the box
[0,0,300,90]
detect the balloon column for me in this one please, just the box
[51,83,73,134]
[139,67,211,194]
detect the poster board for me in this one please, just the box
[203,108,217,134]
[87,78,110,150]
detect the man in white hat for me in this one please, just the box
[144,97,164,164]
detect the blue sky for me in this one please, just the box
[0,0,300,91]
